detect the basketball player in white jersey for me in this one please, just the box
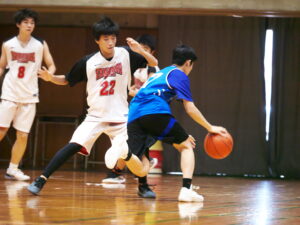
[0,9,56,181]
[27,16,158,195]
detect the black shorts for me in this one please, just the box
[127,114,189,158]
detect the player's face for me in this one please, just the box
[96,34,117,58]
[17,17,35,34]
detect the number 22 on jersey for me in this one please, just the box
[100,80,116,96]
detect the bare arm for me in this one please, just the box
[42,41,56,74]
[38,66,68,85]
[126,37,158,67]
[183,100,227,134]
[0,44,8,78]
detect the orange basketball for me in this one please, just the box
[204,132,233,159]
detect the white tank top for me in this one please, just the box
[1,36,44,103]
[86,47,131,122]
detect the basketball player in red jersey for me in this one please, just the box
[27,16,158,195]
[0,9,56,181]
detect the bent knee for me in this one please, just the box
[174,139,194,152]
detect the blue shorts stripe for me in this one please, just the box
[157,117,176,140]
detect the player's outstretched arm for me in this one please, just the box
[38,66,68,85]
[0,44,8,78]
[126,37,158,67]
[43,41,56,74]
[183,99,227,135]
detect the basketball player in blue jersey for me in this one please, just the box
[0,9,56,181]
[102,34,159,186]
[127,45,227,202]
[27,17,158,195]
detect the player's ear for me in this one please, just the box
[185,60,192,67]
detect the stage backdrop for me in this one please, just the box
[158,15,269,176]
[269,18,300,178]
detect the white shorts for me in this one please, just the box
[0,99,36,133]
[70,115,128,156]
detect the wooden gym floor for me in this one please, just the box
[0,170,300,225]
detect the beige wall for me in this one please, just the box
[0,0,300,17]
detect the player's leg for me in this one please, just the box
[0,100,14,142]
[105,122,150,177]
[124,120,156,177]
[28,116,103,195]
[127,118,158,198]
[139,114,203,202]
[6,130,30,180]
[6,102,35,181]
[137,154,156,198]
[173,135,204,202]
[27,142,83,195]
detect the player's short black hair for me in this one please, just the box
[135,34,156,51]
[172,44,197,66]
[92,16,119,40]
[14,8,38,24]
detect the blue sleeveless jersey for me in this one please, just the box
[128,65,193,123]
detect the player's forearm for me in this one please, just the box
[47,64,56,74]
[49,75,68,85]
[0,67,5,77]
[140,50,158,67]
[184,101,212,131]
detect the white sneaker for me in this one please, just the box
[178,187,204,202]
[102,176,126,184]
[5,168,30,181]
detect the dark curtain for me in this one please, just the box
[158,16,268,176]
[269,18,300,178]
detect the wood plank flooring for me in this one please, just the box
[0,170,300,224]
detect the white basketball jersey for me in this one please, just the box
[1,36,44,103]
[86,47,131,122]
[134,66,160,89]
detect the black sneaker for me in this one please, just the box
[27,176,47,195]
[138,184,156,198]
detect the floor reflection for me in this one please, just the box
[6,181,29,225]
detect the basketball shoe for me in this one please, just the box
[102,171,126,184]
[5,168,30,181]
[138,184,156,198]
[27,176,47,195]
[178,186,204,202]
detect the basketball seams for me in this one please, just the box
[204,132,233,159]
[208,134,222,159]
[211,134,226,159]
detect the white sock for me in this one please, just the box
[9,163,18,170]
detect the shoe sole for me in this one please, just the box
[5,174,30,181]
[102,180,125,184]
[138,192,156,199]
[27,186,40,195]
